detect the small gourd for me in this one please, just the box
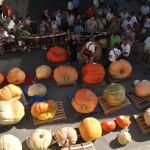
[117,131,132,145]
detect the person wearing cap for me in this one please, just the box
[80,41,101,63]
[108,44,121,64]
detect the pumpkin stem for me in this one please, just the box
[81,104,87,111]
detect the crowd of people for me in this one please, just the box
[0,0,150,66]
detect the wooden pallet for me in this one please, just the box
[32,101,67,126]
[98,96,131,114]
[127,89,150,110]
[61,142,95,150]
[133,113,150,134]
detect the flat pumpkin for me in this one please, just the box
[108,59,132,80]
[54,65,78,86]
[0,84,23,101]
[103,83,126,106]
[7,68,26,85]
[31,100,57,121]
[72,88,98,113]
[47,45,68,63]
[82,63,105,84]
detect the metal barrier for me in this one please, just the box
[0,32,107,54]
[0,32,68,54]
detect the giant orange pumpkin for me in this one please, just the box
[72,88,98,113]
[7,68,26,85]
[82,63,105,84]
[108,59,132,80]
[31,100,57,121]
[54,65,78,86]
[47,46,68,63]
[79,117,102,142]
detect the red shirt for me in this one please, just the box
[85,8,96,18]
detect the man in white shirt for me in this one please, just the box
[141,4,149,15]
[121,39,131,57]
[109,46,121,62]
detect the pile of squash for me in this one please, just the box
[0,84,25,125]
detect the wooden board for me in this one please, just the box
[32,101,67,126]
[133,113,150,134]
[127,89,150,110]
[61,142,95,150]
[98,96,131,114]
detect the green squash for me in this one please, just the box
[103,83,126,106]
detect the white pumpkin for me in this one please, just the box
[0,134,22,150]
[27,83,47,97]
[55,127,78,147]
[0,99,25,125]
[26,129,52,150]
[144,108,150,126]
[117,131,132,145]
[36,65,52,80]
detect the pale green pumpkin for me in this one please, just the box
[103,83,126,106]
[0,99,25,125]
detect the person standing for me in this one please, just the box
[68,33,78,63]
[121,39,131,58]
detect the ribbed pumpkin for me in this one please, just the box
[31,100,57,121]
[103,83,126,106]
[72,88,98,113]
[0,84,22,101]
[47,45,68,63]
[79,117,102,142]
[108,59,132,80]
[7,68,26,85]
[0,73,4,85]
[82,63,105,84]
[54,65,78,86]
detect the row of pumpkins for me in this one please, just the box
[0,59,132,86]
[0,116,134,150]
[0,83,150,130]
